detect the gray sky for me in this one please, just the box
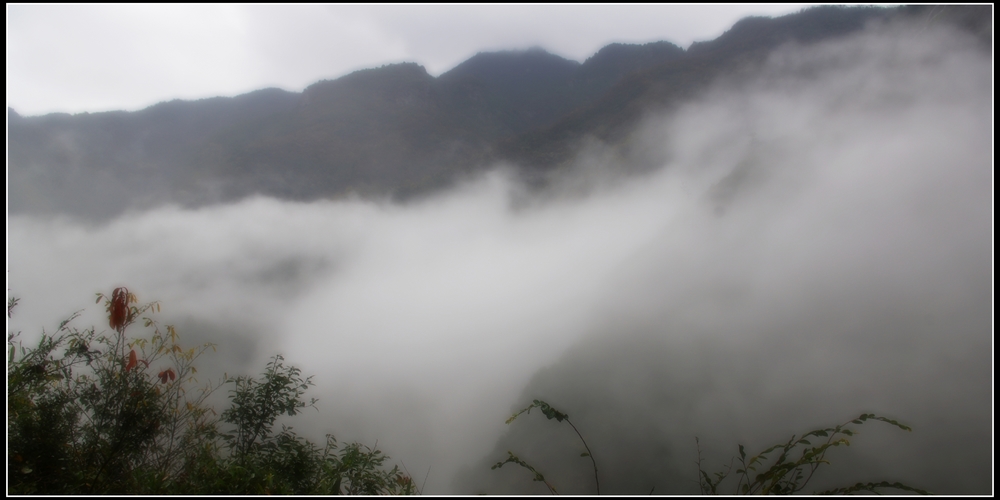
[6,4,810,117]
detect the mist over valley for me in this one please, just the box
[6,6,992,494]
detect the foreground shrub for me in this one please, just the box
[7,288,413,495]
[175,354,414,495]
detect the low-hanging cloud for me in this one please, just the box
[7,18,992,494]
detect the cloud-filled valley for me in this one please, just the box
[7,17,992,494]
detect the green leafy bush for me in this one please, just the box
[178,354,415,495]
[7,288,414,495]
[8,290,214,494]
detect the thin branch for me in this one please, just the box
[565,418,600,495]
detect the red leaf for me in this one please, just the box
[110,287,129,331]
[158,368,176,384]
[126,349,137,371]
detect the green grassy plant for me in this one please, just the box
[493,399,600,495]
[696,414,931,495]
[495,400,930,495]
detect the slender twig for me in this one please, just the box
[421,465,431,495]
[565,418,600,495]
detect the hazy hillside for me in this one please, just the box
[495,5,892,172]
[6,5,989,220]
[8,88,300,218]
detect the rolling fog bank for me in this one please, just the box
[7,19,992,494]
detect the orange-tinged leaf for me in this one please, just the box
[158,368,177,384]
[126,350,137,371]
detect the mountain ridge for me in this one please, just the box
[7,5,988,220]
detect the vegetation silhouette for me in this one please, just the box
[495,399,930,495]
[8,288,931,494]
[7,288,415,495]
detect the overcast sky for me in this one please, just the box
[6,4,812,117]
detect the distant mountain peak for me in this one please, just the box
[12,5,974,221]
[438,48,579,82]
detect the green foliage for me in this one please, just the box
[7,288,414,495]
[14,288,934,495]
[505,399,569,424]
[495,399,600,494]
[182,353,415,495]
[8,291,220,494]
[493,451,559,494]
[220,354,317,460]
[335,441,416,495]
[496,400,929,495]
[7,295,19,319]
[696,414,930,495]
